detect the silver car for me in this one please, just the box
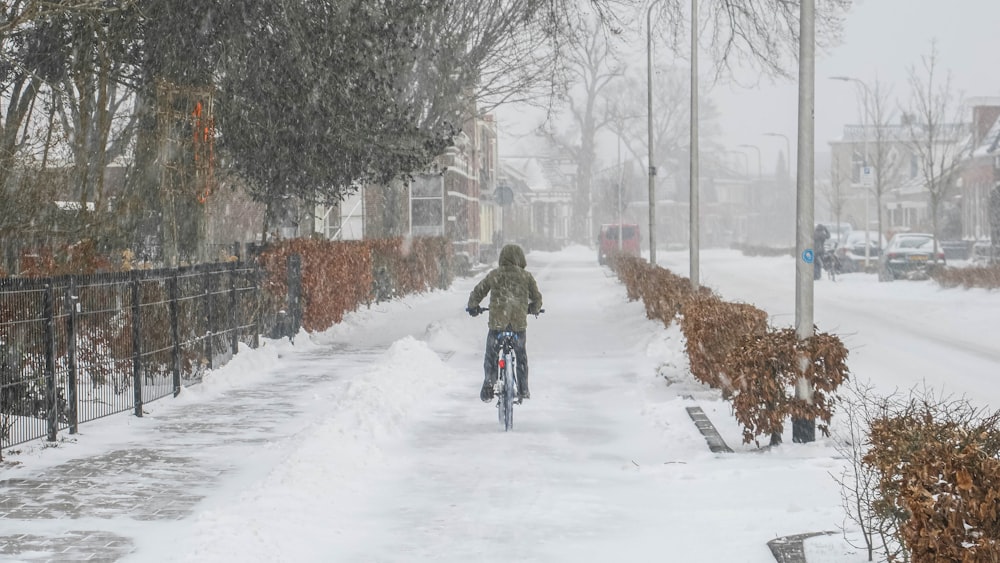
[879,233,946,280]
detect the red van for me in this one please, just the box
[597,223,640,265]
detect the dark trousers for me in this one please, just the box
[483,329,528,389]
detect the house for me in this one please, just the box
[827,116,969,239]
[498,154,574,251]
[314,113,500,265]
[956,101,1000,244]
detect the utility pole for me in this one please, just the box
[646,0,663,265]
[689,0,699,289]
[793,0,816,444]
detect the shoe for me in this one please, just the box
[518,387,530,400]
[480,380,494,402]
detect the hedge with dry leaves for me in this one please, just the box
[614,255,712,326]
[931,265,1000,290]
[731,243,796,258]
[614,256,850,446]
[258,237,452,333]
[725,328,848,445]
[680,295,769,396]
[18,239,115,277]
[865,406,1000,562]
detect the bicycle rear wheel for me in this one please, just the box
[503,361,515,431]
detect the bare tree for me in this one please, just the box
[904,41,966,257]
[649,0,850,82]
[547,16,625,242]
[823,152,848,229]
[860,78,905,258]
[606,64,721,192]
[831,379,909,562]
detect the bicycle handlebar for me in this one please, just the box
[466,306,545,316]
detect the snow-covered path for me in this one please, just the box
[12,245,997,562]
[128,246,845,563]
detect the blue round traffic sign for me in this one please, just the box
[802,249,814,264]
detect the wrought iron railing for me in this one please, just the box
[1,262,260,451]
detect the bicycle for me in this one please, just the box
[819,243,843,281]
[468,306,543,432]
[494,325,520,431]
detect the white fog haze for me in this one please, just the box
[3,1,1000,562]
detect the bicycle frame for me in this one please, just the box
[467,305,543,432]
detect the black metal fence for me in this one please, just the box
[1,262,261,451]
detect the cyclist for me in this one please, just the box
[466,244,543,402]
[813,223,831,280]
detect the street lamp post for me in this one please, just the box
[793,0,816,444]
[689,0,699,290]
[830,75,874,269]
[724,150,750,177]
[763,132,792,181]
[738,144,763,179]
[646,0,664,266]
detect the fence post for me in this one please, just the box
[287,254,302,338]
[66,277,78,434]
[43,283,57,441]
[251,265,260,349]
[203,268,214,370]
[168,273,181,397]
[131,272,143,417]
[229,262,238,355]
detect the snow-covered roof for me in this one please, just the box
[971,114,1000,158]
[501,156,573,193]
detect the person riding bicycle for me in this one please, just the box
[466,244,543,402]
[813,223,831,280]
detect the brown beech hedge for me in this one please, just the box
[258,237,452,333]
[613,254,849,446]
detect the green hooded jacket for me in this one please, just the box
[467,244,543,331]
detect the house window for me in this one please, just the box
[411,174,443,236]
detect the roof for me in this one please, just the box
[833,122,969,144]
[971,114,1000,158]
[500,156,573,193]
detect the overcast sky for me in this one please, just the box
[498,0,1000,176]
[712,0,1000,174]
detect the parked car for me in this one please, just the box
[597,223,640,265]
[878,233,946,281]
[971,241,995,266]
[816,222,853,251]
[836,231,887,273]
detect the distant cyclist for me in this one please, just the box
[814,223,831,280]
[466,244,543,402]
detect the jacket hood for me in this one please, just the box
[498,244,526,268]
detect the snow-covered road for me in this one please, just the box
[657,249,1000,409]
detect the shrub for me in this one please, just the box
[680,295,768,395]
[726,328,849,446]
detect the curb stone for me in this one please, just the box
[684,405,734,453]
[679,398,833,563]
[681,395,733,454]
[767,531,836,563]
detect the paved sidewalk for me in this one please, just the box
[3,346,824,563]
[0,348,374,562]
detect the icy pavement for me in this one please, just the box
[0,345,381,561]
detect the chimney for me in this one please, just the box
[972,105,1000,146]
